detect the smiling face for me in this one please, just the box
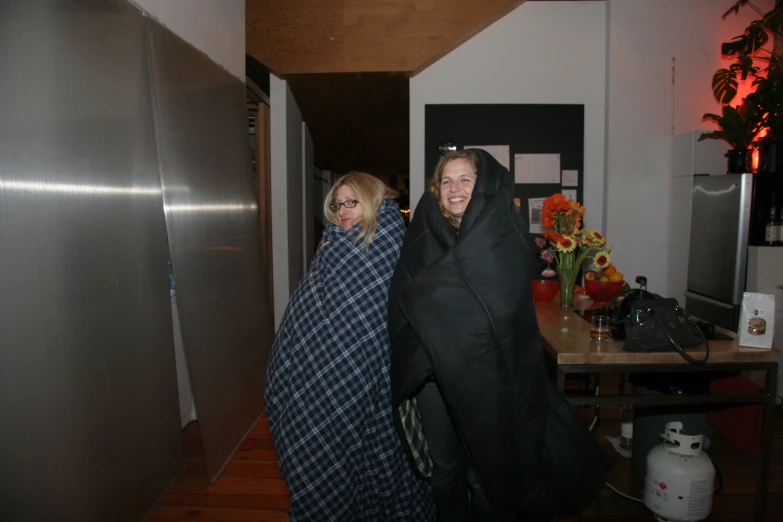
[334,184,363,231]
[439,158,477,222]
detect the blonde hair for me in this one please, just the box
[427,149,479,228]
[323,171,399,251]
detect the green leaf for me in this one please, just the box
[745,21,770,53]
[698,130,729,142]
[699,103,760,149]
[730,56,759,80]
[712,69,738,104]
[762,4,783,34]
[723,0,752,19]
[700,112,722,124]
[722,36,748,56]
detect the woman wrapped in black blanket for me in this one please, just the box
[387,149,614,521]
[266,172,435,521]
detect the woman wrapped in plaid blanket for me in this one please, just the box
[265,172,435,521]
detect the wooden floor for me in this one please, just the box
[146,416,290,521]
[147,394,783,522]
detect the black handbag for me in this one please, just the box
[623,298,710,365]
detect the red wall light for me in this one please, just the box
[750,147,760,173]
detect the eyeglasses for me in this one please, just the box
[329,199,359,211]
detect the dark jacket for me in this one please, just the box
[388,149,613,521]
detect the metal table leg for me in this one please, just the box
[557,368,566,394]
[755,363,778,521]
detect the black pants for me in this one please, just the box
[415,380,498,522]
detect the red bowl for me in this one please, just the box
[531,279,560,302]
[584,279,624,303]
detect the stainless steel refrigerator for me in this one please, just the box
[684,173,753,331]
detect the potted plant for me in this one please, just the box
[699,99,762,172]
[709,0,783,173]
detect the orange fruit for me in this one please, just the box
[603,265,617,276]
[598,276,609,282]
[608,271,623,282]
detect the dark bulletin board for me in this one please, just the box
[424,103,585,274]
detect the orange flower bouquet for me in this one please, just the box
[536,194,611,306]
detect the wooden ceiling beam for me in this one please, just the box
[246,0,526,75]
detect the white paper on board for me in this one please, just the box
[562,170,579,187]
[561,189,578,201]
[514,154,561,184]
[466,145,510,170]
[528,197,546,234]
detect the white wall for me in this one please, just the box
[271,76,305,328]
[410,1,607,230]
[605,0,769,297]
[130,0,245,79]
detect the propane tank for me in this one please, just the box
[643,421,716,522]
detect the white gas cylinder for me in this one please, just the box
[643,422,716,522]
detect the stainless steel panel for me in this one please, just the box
[687,174,753,305]
[0,1,180,520]
[684,291,740,332]
[146,20,274,481]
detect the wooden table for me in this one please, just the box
[535,300,779,522]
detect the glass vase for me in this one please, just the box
[558,265,579,308]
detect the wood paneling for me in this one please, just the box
[245,0,601,184]
[246,0,526,75]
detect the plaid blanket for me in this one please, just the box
[265,200,435,522]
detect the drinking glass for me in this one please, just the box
[590,314,611,341]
